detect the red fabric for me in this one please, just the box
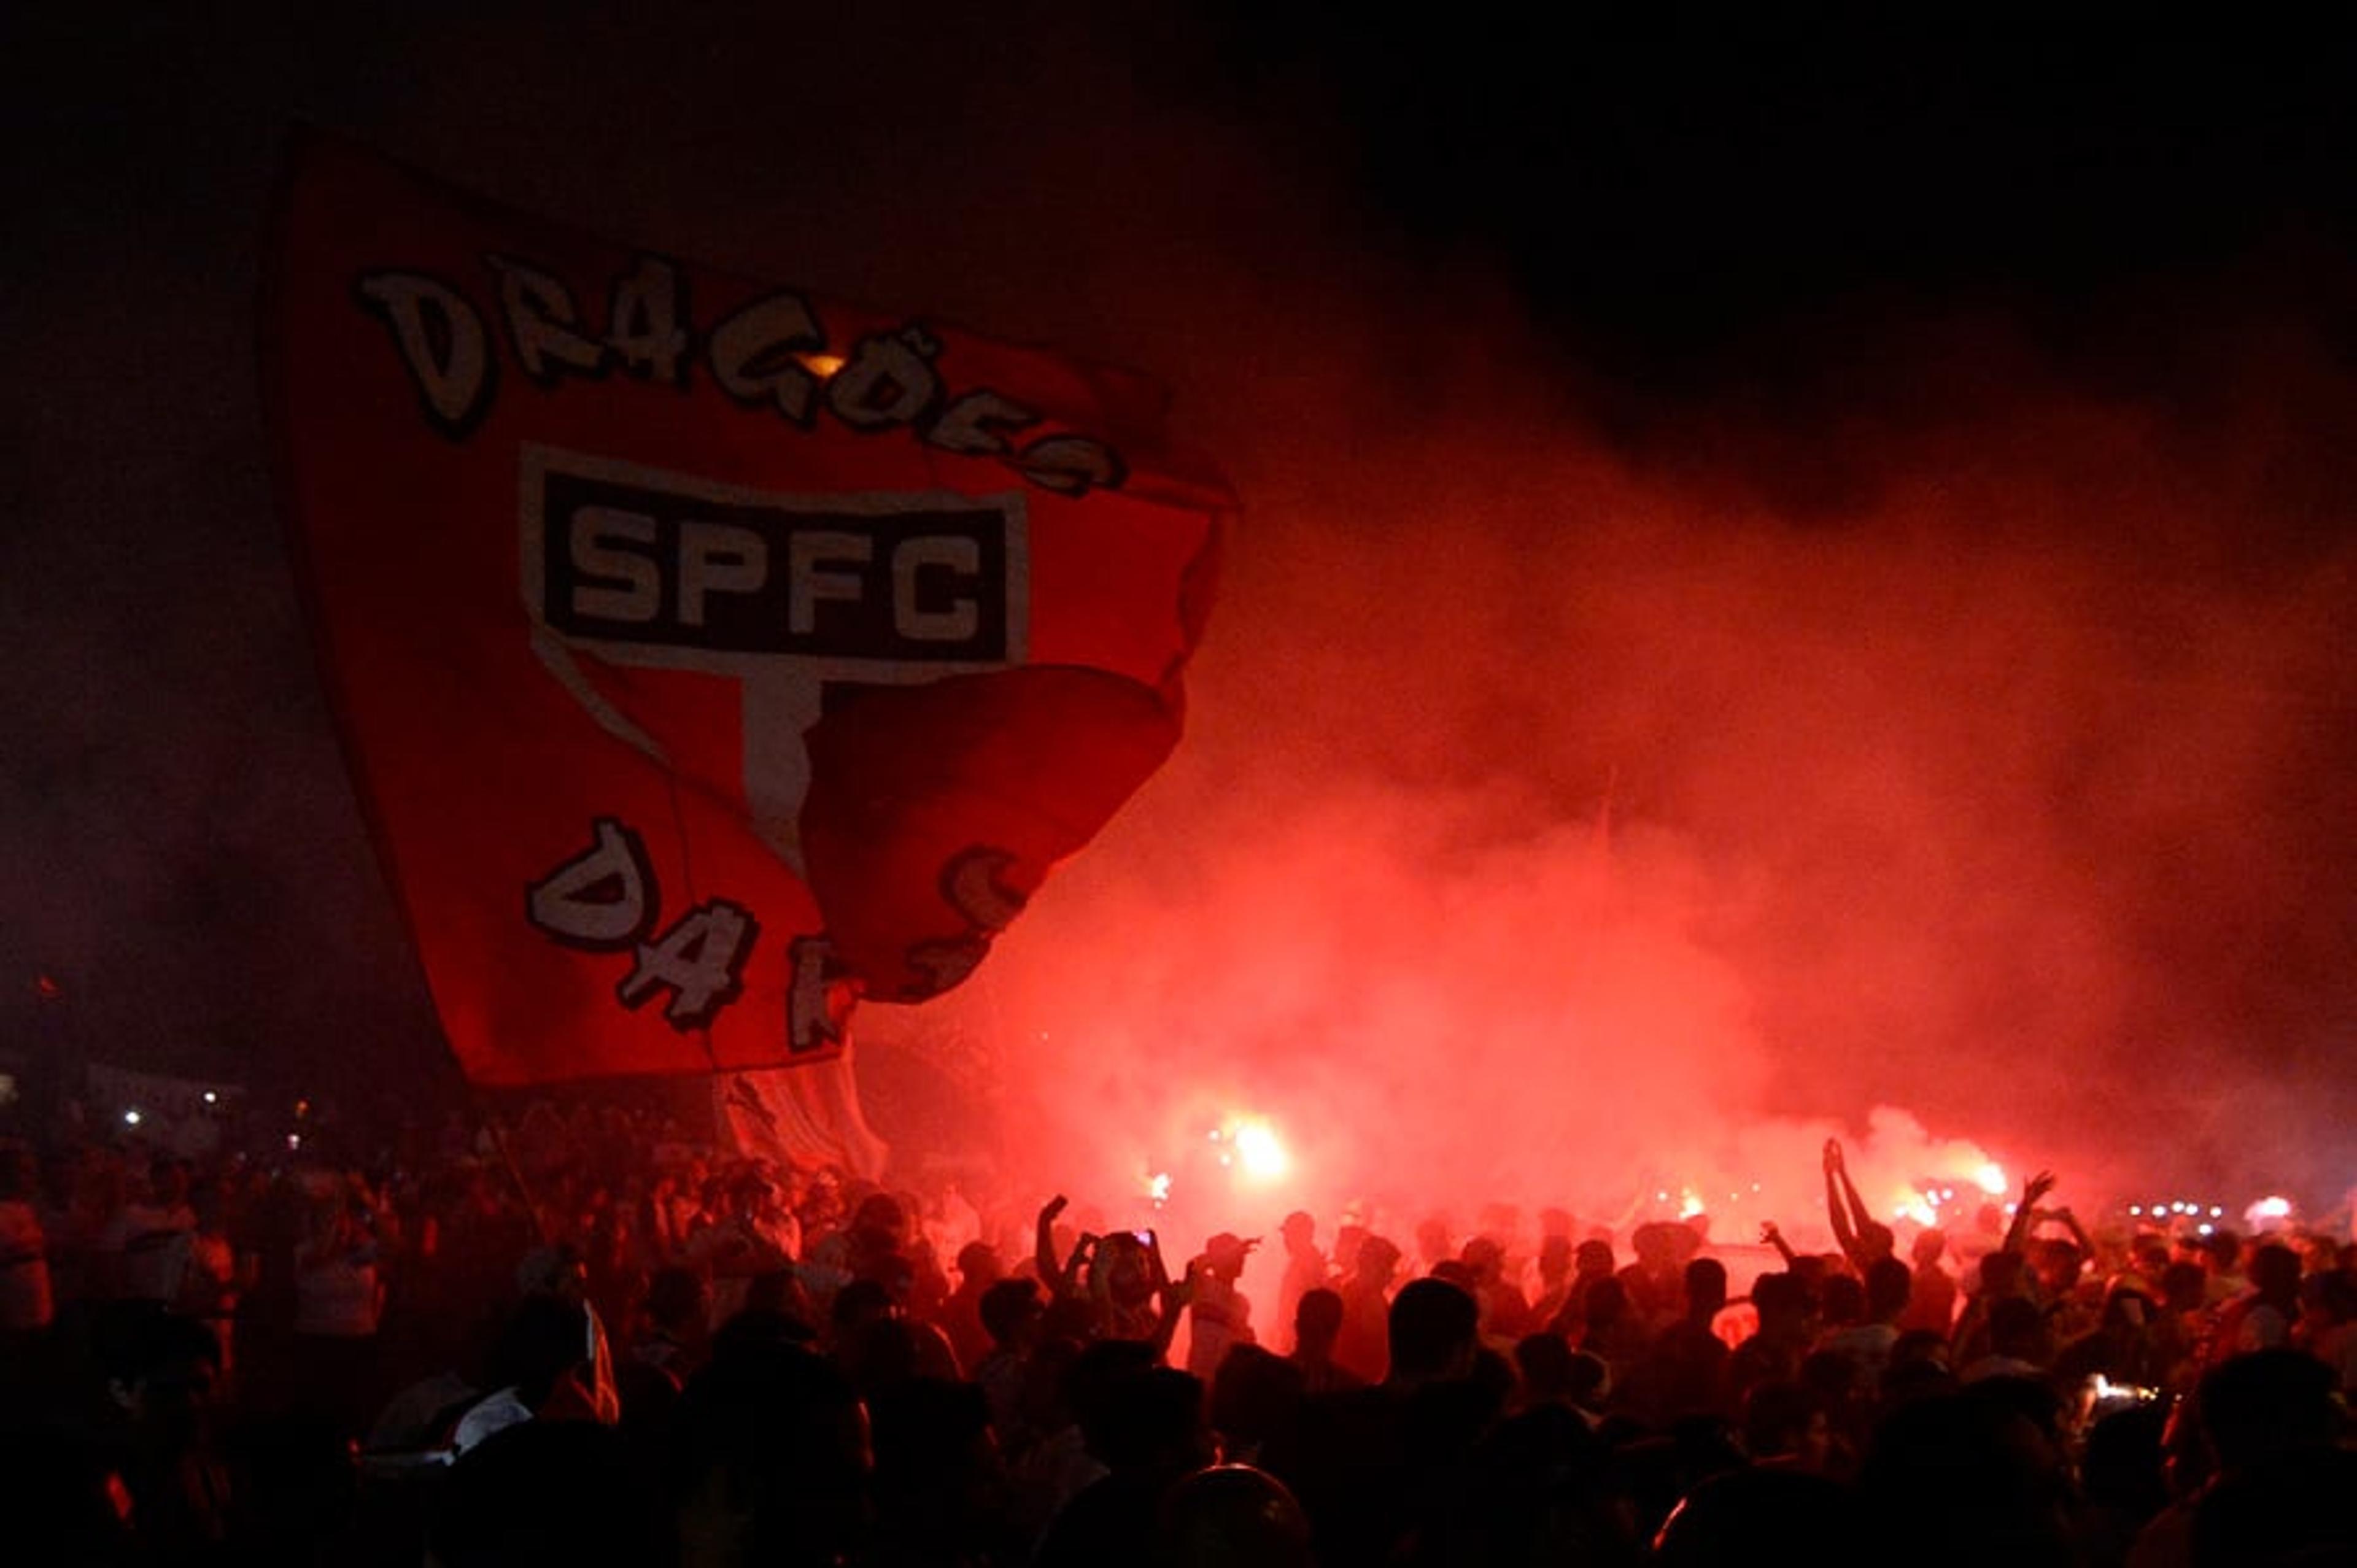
[265,133,1228,1084]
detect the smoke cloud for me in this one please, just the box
[897,295,2356,1242]
[1,6,2347,1237]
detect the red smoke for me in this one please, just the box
[829,46,2356,1236]
[4,5,2345,1240]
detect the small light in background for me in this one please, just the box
[123,1108,142,1127]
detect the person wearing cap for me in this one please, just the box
[1274,1210,1327,1350]
[1186,1232,1259,1381]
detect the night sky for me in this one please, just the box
[4,6,2352,1209]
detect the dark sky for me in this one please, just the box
[4,5,2352,1204]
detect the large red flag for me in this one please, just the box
[265,134,1227,1095]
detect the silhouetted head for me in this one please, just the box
[1514,1332,1577,1402]
[1204,1232,1258,1283]
[954,1242,1002,1290]
[1292,1287,1343,1351]
[1684,1257,1729,1319]
[2248,1243,2301,1305]
[1387,1278,1479,1386]
[1860,1394,2073,1568]
[1865,1257,1914,1321]
[2196,1348,2338,1470]
[980,1278,1043,1350]
[1156,1464,1312,1568]
[1353,1235,1402,1289]
[1986,1296,2050,1363]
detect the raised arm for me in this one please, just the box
[1035,1194,1070,1288]
[1760,1219,1800,1268]
[2002,1170,2057,1254]
[1823,1140,1866,1267]
[1833,1150,1876,1245]
[2051,1205,2094,1257]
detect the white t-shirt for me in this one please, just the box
[1186,1276,1254,1380]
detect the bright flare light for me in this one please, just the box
[1231,1119,1290,1183]
[2249,1195,2293,1222]
[1972,1162,2008,1196]
[1148,1172,1172,1205]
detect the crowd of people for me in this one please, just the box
[0,1100,2351,1567]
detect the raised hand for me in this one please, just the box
[1823,1138,1845,1175]
[1039,1194,1070,1224]
[2022,1170,2057,1207]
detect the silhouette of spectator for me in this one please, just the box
[1818,1255,1912,1395]
[1208,1342,1304,1466]
[1332,1234,1401,1385]
[1901,1226,1959,1334]
[972,1275,1045,1441]
[1287,1287,1363,1394]
[1458,1234,1533,1339]
[667,1341,870,1568]
[1632,1256,1734,1424]
[1268,1277,1492,1566]
[1423,1402,1642,1567]
[1186,1232,1258,1381]
[1821,1140,1896,1273]
[1741,1378,1832,1473]
[1034,1356,1210,1568]
[935,1239,1003,1375]
[1728,1270,1816,1415]
[1272,1211,1326,1351]
[1577,1274,1652,1392]
[2132,1348,2348,1568]
[1962,1296,2054,1383]
[1155,1463,1314,1568]
[1860,1391,2077,1568]
[867,1376,1018,1567]
[427,1420,664,1568]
